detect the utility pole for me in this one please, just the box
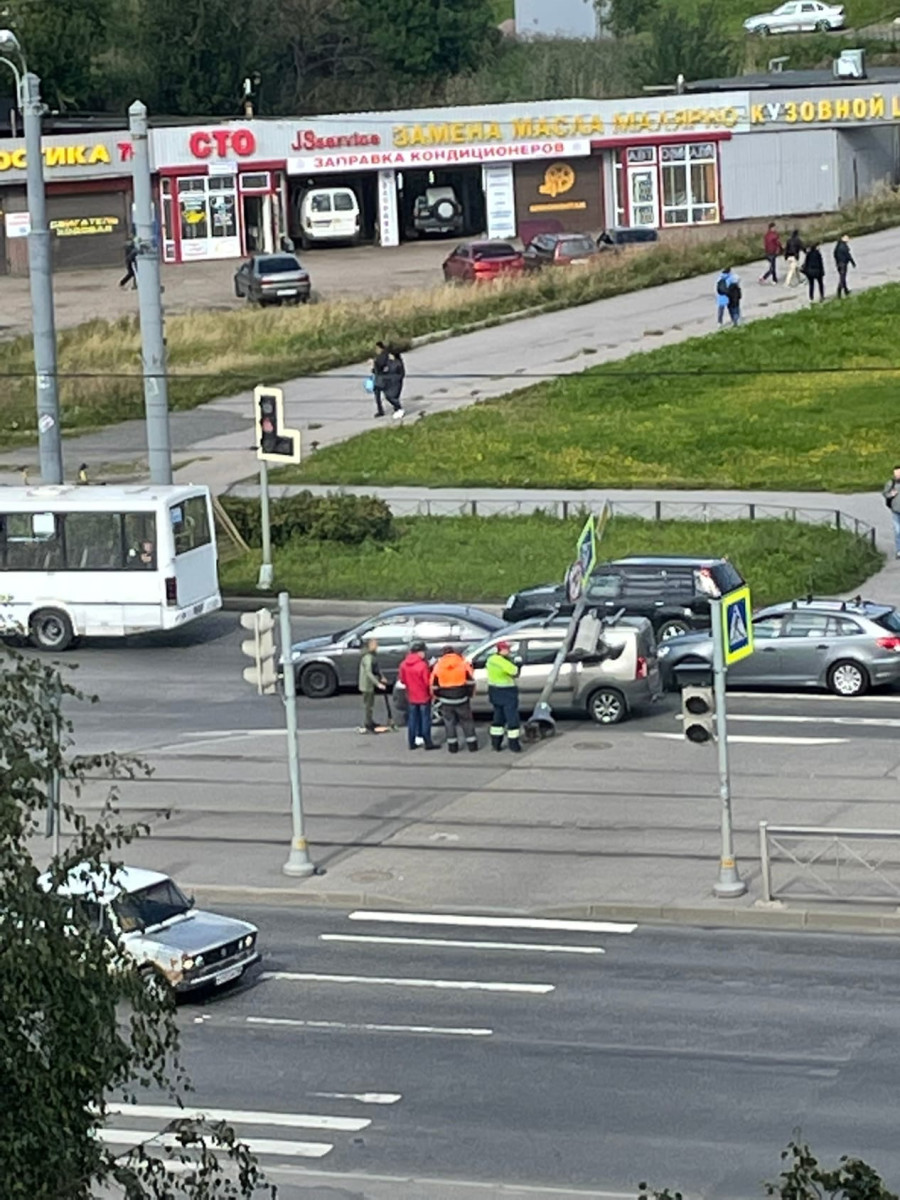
[129,100,173,485]
[257,458,273,590]
[23,71,63,484]
[710,597,747,898]
[278,591,314,878]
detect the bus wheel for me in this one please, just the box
[30,608,74,652]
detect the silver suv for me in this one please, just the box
[467,615,661,725]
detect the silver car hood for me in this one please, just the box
[129,910,256,953]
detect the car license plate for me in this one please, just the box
[215,964,243,986]
[277,288,297,296]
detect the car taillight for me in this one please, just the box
[635,656,648,679]
[473,259,494,270]
[876,636,900,650]
[165,576,178,607]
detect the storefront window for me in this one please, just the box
[178,177,208,243]
[173,174,240,259]
[161,178,176,262]
[661,143,718,226]
[209,175,237,239]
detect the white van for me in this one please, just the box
[296,187,360,247]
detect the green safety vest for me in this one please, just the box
[486,652,518,687]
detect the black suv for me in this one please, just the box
[503,556,745,641]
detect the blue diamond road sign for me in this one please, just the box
[722,585,753,665]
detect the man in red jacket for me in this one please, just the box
[398,641,437,751]
[760,222,783,285]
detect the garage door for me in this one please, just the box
[47,188,131,270]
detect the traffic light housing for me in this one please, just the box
[241,607,277,694]
[254,384,301,464]
[682,684,715,744]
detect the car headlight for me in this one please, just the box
[181,956,195,972]
[243,934,255,949]
[657,645,671,659]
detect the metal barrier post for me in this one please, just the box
[759,821,771,901]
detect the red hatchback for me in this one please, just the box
[442,241,525,283]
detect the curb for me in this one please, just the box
[185,885,900,936]
[221,594,504,617]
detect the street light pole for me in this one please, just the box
[129,100,173,484]
[18,62,63,484]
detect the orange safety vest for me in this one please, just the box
[431,653,474,704]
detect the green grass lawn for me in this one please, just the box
[220,515,882,605]
[279,282,900,492]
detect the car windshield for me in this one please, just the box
[472,244,517,259]
[257,256,300,274]
[561,237,596,256]
[113,878,191,932]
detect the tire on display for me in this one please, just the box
[298,662,339,699]
[657,619,691,642]
[29,608,74,652]
[587,687,627,725]
[827,659,869,697]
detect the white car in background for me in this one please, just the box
[743,0,846,33]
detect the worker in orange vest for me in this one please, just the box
[431,645,478,753]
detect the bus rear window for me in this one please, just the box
[170,496,211,555]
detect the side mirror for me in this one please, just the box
[347,636,362,649]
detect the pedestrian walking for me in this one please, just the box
[398,641,436,750]
[371,340,391,419]
[431,645,478,754]
[784,229,804,287]
[715,268,732,327]
[383,349,406,421]
[726,274,742,327]
[358,637,388,733]
[119,237,138,290]
[834,233,856,298]
[486,640,522,753]
[759,222,783,284]
[802,243,825,301]
[882,466,900,558]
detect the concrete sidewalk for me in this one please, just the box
[4,225,898,492]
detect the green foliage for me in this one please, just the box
[0,651,273,1198]
[221,490,395,547]
[344,0,497,84]
[282,277,900,493]
[4,0,114,110]
[607,0,661,37]
[219,514,882,604]
[635,0,739,86]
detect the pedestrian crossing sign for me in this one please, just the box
[722,585,753,665]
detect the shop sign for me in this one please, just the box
[50,215,121,237]
[750,93,900,125]
[188,128,257,159]
[287,138,591,174]
[291,129,381,151]
[611,107,740,135]
[0,143,114,172]
[377,168,399,247]
[483,163,516,239]
[4,211,30,238]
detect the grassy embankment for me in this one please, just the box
[276,282,900,492]
[2,190,899,450]
[220,515,882,605]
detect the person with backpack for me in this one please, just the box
[715,268,732,327]
[803,243,825,302]
[784,229,804,288]
[759,223,783,284]
[833,234,856,298]
[726,273,742,327]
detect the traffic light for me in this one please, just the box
[570,612,603,659]
[682,685,715,744]
[241,607,277,694]
[254,384,301,464]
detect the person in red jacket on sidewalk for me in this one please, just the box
[398,641,437,751]
[760,222,783,284]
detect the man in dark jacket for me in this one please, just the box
[726,275,742,327]
[383,350,405,421]
[834,234,856,298]
[803,243,825,301]
[371,341,391,418]
[759,223,783,284]
[784,229,803,287]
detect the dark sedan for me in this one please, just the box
[523,232,600,270]
[288,604,505,698]
[234,253,311,305]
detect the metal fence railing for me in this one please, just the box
[759,821,900,905]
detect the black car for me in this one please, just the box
[503,556,745,642]
[598,226,660,249]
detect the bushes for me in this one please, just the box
[220,491,394,548]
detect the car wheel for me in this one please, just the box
[29,608,74,652]
[657,619,691,642]
[587,687,627,725]
[756,22,770,33]
[827,659,869,697]
[815,18,830,29]
[298,662,339,699]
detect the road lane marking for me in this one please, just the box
[311,1091,402,1105]
[348,911,637,934]
[248,1016,493,1037]
[645,732,848,745]
[320,933,606,955]
[727,713,900,729]
[104,1101,369,1132]
[257,1165,634,1197]
[97,1128,332,1159]
[730,692,900,703]
[260,971,554,994]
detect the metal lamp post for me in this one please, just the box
[0,29,63,484]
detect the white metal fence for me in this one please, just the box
[759,821,900,905]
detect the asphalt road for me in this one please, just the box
[104,909,900,1198]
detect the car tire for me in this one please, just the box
[298,662,339,699]
[756,22,770,33]
[815,18,830,29]
[827,659,869,697]
[29,608,74,652]
[587,686,627,725]
[657,619,692,642]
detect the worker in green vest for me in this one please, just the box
[486,640,521,753]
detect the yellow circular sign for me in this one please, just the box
[539,162,576,199]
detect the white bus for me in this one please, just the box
[0,484,222,650]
